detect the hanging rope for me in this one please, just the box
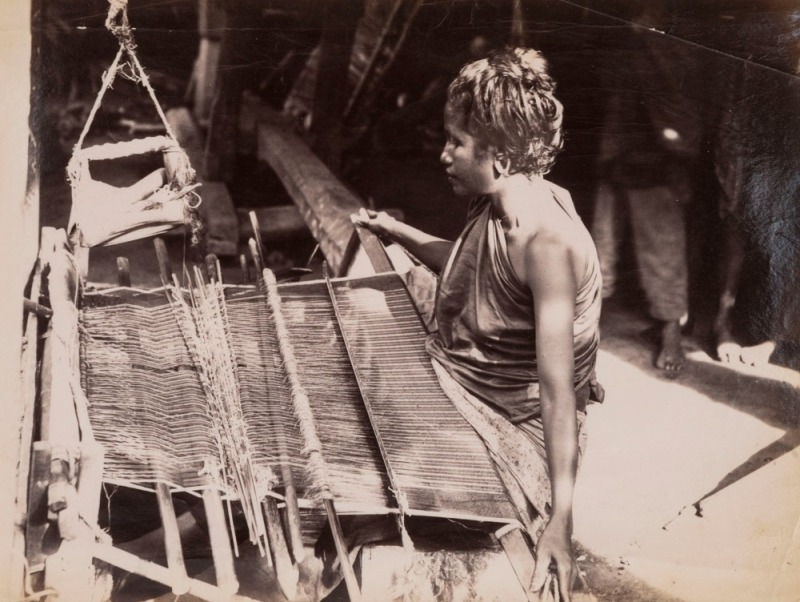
[74,0,178,153]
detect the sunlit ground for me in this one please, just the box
[575,304,800,602]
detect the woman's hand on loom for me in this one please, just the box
[351,208,398,238]
[531,517,576,601]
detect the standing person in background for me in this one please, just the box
[590,5,705,373]
[355,47,602,601]
[709,3,800,366]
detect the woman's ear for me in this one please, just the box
[493,154,511,177]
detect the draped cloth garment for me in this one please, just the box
[426,182,602,424]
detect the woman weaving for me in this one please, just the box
[354,47,602,601]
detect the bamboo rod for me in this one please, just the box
[248,245,305,561]
[202,488,240,595]
[260,268,360,600]
[248,211,266,267]
[281,463,305,562]
[248,238,263,275]
[156,483,191,595]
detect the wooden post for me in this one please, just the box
[324,498,362,602]
[156,482,191,595]
[262,497,299,599]
[191,0,225,132]
[202,487,240,595]
[154,237,173,285]
[25,443,52,573]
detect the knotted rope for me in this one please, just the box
[74,0,178,152]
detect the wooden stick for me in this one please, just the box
[239,253,250,284]
[262,497,299,599]
[280,463,305,563]
[496,523,538,602]
[248,238,264,275]
[116,256,131,287]
[25,443,52,572]
[92,542,261,602]
[154,237,173,286]
[76,441,105,540]
[353,224,393,273]
[248,210,266,267]
[202,488,239,595]
[253,265,305,561]
[156,483,191,595]
[206,253,220,282]
[324,498,361,602]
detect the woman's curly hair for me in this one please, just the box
[447,47,564,176]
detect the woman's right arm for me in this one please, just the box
[352,208,454,274]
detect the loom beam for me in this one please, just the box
[92,542,262,602]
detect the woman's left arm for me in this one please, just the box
[522,234,580,601]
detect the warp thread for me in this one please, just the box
[166,269,270,552]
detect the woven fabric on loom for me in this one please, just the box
[81,284,392,512]
[276,281,392,511]
[80,289,216,490]
[80,274,515,526]
[224,286,392,512]
[327,273,517,523]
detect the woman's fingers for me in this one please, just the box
[351,207,375,224]
[531,550,576,602]
[556,556,575,602]
[530,552,551,593]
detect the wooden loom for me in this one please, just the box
[22,228,547,601]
